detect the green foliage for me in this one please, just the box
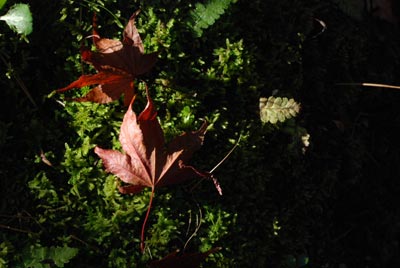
[259,96,301,124]
[146,207,181,255]
[206,39,253,83]
[0,242,11,268]
[17,245,78,268]
[199,206,233,252]
[188,0,236,37]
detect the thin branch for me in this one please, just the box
[22,209,46,232]
[70,234,101,251]
[210,135,241,173]
[0,53,38,108]
[70,234,91,247]
[0,223,36,234]
[13,72,38,108]
[337,82,400,90]
[0,213,31,220]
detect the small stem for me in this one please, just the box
[336,82,400,90]
[0,223,35,234]
[140,188,155,253]
[209,135,241,173]
[361,83,400,89]
[183,205,202,251]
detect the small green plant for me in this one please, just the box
[188,0,237,37]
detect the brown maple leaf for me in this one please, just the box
[149,247,222,268]
[57,10,157,106]
[94,85,208,251]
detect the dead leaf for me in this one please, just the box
[94,86,208,194]
[57,10,157,106]
[94,85,208,251]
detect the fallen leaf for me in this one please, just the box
[94,85,208,251]
[94,86,208,194]
[149,247,221,268]
[57,10,157,106]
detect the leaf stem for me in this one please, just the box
[140,188,155,253]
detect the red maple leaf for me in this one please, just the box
[57,10,157,106]
[149,247,221,268]
[94,85,209,251]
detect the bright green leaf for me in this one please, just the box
[0,3,32,35]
